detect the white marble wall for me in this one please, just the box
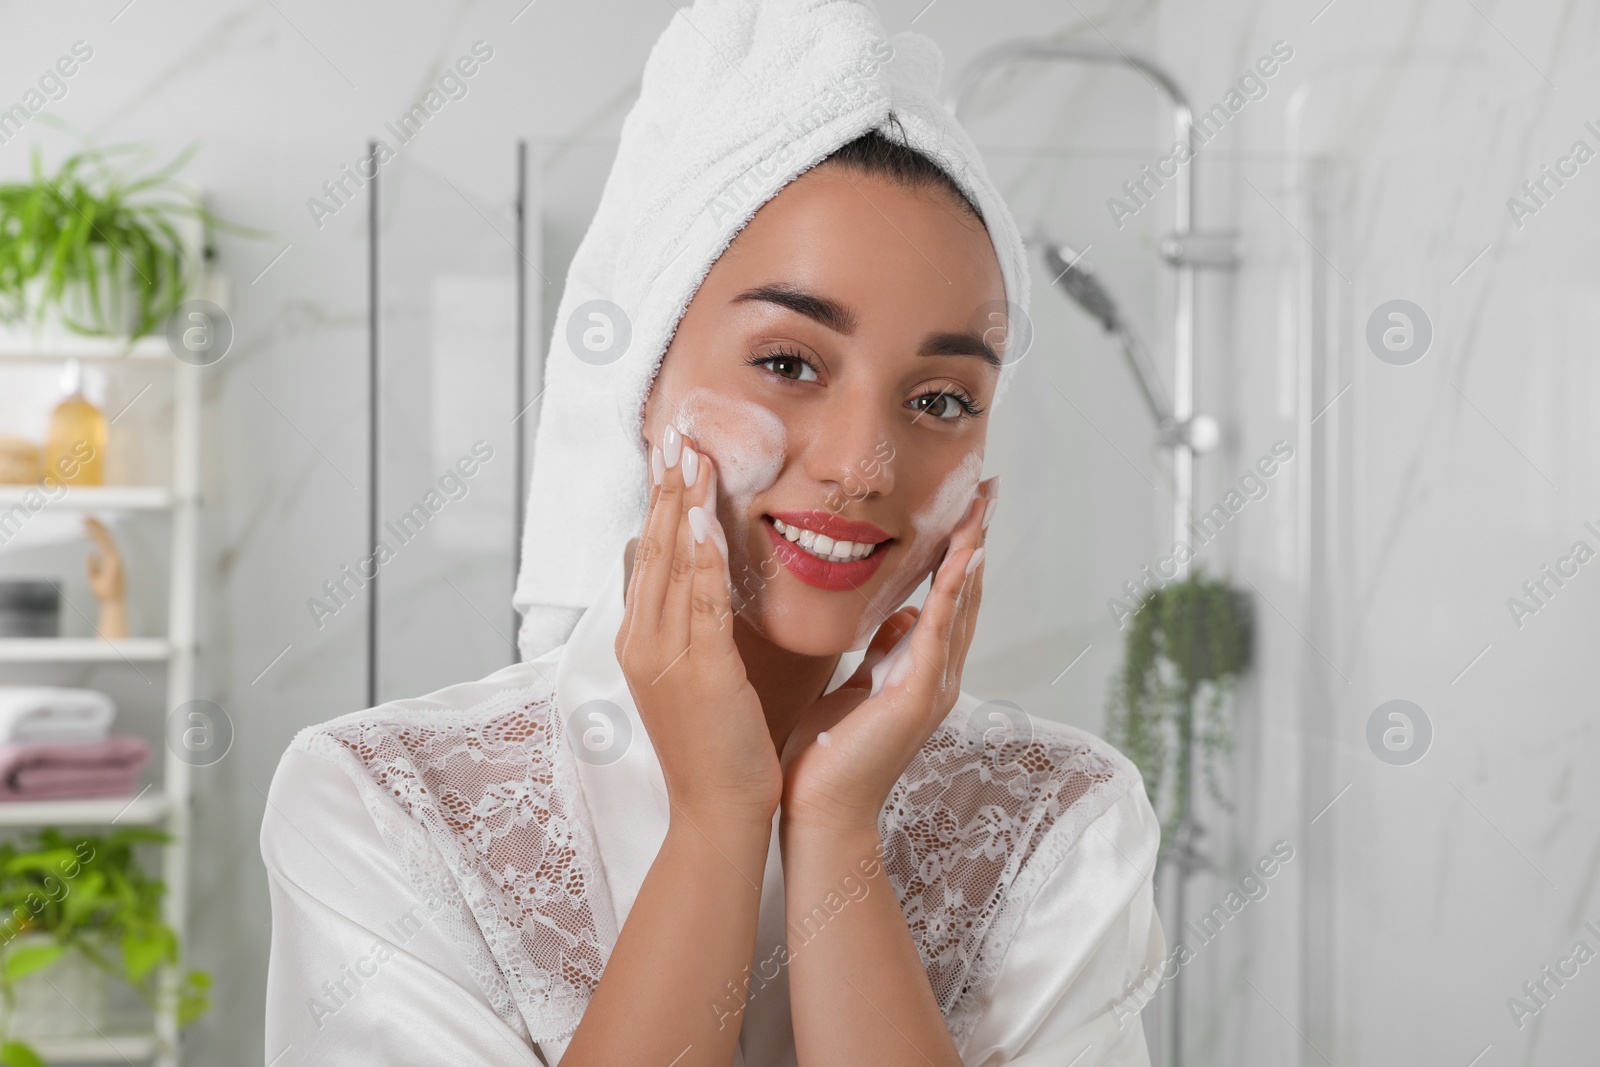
[2,1,1595,1064]
[1136,3,1600,1065]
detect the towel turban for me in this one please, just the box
[514,0,1032,660]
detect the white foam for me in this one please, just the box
[911,449,984,540]
[848,449,983,650]
[675,387,785,504]
[673,387,788,630]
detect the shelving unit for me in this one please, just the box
[0,335,172,361]
[0,638,172,663]
[0,486,175,510]
[31,1034,160,1063]
[0,324,203,1066]
[0,792,167,827]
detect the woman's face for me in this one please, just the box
[642,163,1009,656]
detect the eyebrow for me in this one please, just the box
[920,330,1002,367]
[731,283,1002,367]
[733,284,858,334]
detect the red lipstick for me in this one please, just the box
[765,510,891,545]
[761,512,893,592]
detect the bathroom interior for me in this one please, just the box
[0,1,1596,1064]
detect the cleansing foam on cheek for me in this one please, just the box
[674,387,788,626]
[911,450,984,542]
[848,449,984,650]
[675,387,786,504]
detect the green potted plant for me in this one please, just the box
[0,142,256,341]
[1105,570,1253,864]
[0,826,211,1067]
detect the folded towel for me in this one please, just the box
[0,687,115,745]
[0,736,149,801]
[512,0,1031,661]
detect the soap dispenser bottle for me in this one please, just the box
[45,359,107,486]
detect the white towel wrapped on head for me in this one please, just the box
[0,687,116,745]
[513,0,1032,660]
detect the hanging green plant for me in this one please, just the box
[0,142,261,340]
[1105,570,1253,861]
[0,826,212,1067]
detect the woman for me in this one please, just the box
[263,3,1164,1065]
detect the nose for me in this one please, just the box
[798,392,896,508]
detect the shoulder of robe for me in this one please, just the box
[285,658,574,846]
[885,695,1142,864]
[880,694,1145,1044]
[287,658,563,797]
[283,657,609,1045]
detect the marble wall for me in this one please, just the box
[2,0,1595,1064]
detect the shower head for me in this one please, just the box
[1034,232,1179,434]
[1039,239,1122,335]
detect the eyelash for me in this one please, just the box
[743,347,986,421]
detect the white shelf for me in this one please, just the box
[0,639,171,663]
[0,793,167,827]
[0,334,171,362]
[0,486,174,510]
[27,1033,159,1061]
[0,230,208,1067]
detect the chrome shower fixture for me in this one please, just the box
[956,46,1233,1067]
[1040,239,1122,335]
[1037,235,1219,454]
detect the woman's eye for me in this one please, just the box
[913,391,968,420]
[756,353,819,382]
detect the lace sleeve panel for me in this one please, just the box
[879,707,1141,1053]
[291,680,1139,1052]
[292,679,618,1046]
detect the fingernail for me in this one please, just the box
[702,453,718,504]
[982,497,999,530]
[663,423,682,467]
[708,512,728,558]
[965,546,986,575]
[688,506,711,544]
[983,476,1002,500]
[651,445,664,485]
[817,731,833,748]
[682,445,699,487]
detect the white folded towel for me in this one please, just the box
[0,687,116,745]
[513,0,1032,661]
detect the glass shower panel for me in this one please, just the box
[956,146,1178,737]
[376,156,521,702]
[969,135,1342,1067]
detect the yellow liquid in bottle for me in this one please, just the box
[45,394,107,486]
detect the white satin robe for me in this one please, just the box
[262,552,1166,1066]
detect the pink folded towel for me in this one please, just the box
[0,736,150,801]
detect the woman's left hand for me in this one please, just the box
[779,475,999,835]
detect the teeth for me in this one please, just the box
[771,518,880,563]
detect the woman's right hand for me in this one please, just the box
[615,422,782,828]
